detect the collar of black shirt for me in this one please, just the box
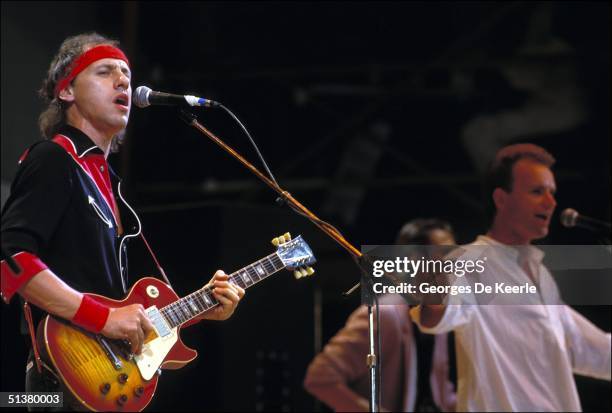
[57,124,106,158]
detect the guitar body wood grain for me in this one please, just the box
[38,277,198,411]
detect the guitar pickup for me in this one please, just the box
[116,340,135,361]
[145,306,171,338]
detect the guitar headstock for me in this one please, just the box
[273,232,317,279]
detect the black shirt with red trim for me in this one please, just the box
[1,125,140,302]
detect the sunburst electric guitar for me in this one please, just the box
[36,233,316,411]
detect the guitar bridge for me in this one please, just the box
[96,335,123,370]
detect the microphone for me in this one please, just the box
[560,208,611,233]
[133,86,220,108]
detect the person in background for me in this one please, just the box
[304,219,457,412]
[412,143,611,411]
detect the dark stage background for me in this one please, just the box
[1,1,610,411]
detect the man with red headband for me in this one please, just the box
[0,33,244,403]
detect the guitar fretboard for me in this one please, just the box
[159,253,284,328]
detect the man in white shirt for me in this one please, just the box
[410,143,611,411]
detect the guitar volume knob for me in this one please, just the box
[134,386,144,397]
[99,383,111,394]
[117,394,128,406]
[118,373,128,384]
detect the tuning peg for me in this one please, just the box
[306,266,315,276]
[283,232,292,241]
[293,270,303,279]
[271,237,280,247]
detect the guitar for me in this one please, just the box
[36,233,316,411]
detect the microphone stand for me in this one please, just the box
[177,107,380,412]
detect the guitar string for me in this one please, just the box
[161,256,277,324]
[158,253,285,328]
[162,254,283,325]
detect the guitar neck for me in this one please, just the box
[159,253,285,328]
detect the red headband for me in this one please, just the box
[54,44,130,97]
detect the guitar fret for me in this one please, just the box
[193,292,207,311]
[201,289,214,308]
[167,309,176,325]
[239,269,254,286]
[163,309,173,327]
[263,260,275,275]
[168,305,178,325]
[270,254,283,271]
[254,263,266,279]
[227,253,282,293]
[205,291,218,310]
[245,265,257,283]
[157,237,313,329]
[168,311,177,328]
[273,254,284,269]
[187,295,199,313]
[263,257,275,272]
[173,302,186,323]
[231,275,246,290]
[167,307,179,326]
[160,309,171,327]
[179,300,192,319]
[270,254,281,270]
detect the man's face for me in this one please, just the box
[64,57,131,137]
[496,159,557,243]
[427,228,456,260]
[427,229,456,246]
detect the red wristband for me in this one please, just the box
[72,295,110,333]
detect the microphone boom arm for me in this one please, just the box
[178,107,362,259]
[177,106,382,412]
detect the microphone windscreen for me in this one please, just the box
[133,86,152,108]
[560,208,579,228]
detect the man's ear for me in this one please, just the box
[492,188,507,212]
[58,86,75,103]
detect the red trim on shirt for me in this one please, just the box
[51,135,119,226]
[1,252,48,303]
[18,148,31,164]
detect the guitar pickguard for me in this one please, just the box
[135,306,179,380]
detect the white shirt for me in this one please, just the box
[410,235,611,412]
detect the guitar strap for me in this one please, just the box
[139,232,174,288]
[23,301,42,374]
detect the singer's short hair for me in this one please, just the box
[484,143,556,222]
[395,218,453,245]
[38,32,126,152]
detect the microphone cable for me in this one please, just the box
[217,102,382,410]
[216,103,279,187]
[215,102,350,244]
